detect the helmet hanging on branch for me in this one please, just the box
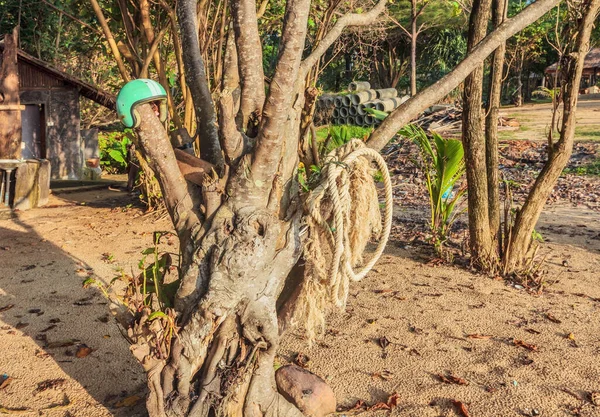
[116,79,168,128]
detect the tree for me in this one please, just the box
[388,0,464,95]
[462,0,494,267]
[458,0,599,275]
[92,0,563,414]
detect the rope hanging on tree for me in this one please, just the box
[306,139,393,308]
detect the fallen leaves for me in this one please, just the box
[293,352,310,368]
[452,400,470,417]
[75,344,93,358]
[513,339,538,352]
[115,395,142,408]
[35,378,66,393]
[466,334,492,339]
[46,339,79,348]
[370,370,394,381]
[0,375,12,390]
[545,313,562,324]
[339,393,400,412]
[438,373,469,386]
[0,304,14,312]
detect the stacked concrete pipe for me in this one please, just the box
[348,81,371,92]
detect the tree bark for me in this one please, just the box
[410,0,418,96]
[462,0,493,268]
[485,0,507,251]
[504,0,600,274]
[177,0,225,172]
[0,28,22,160]
[367,0,561,151]
[231,0,266,133]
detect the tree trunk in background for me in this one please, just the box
[410,0,418,96]
[0,28,22,160]
[485,0,507,251]
[462,0,494,268]
[504,0,600,274]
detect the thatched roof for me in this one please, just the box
[546,47,600,73]
[0,43,116,108]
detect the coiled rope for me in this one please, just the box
[306,139,393,307]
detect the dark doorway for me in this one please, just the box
[21,103,46,159]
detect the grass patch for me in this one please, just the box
[316,125,373,143]
[574,127,600,139]
[499,131,519,141]
[530,98,553,104]
[565,158,600,176]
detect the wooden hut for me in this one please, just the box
[0,44,114,179]
[545,48,600,93]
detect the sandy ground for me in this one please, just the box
[498,95,600,142]
[1,185,599,417]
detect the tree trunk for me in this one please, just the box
[462,0,494,268]
[410,0,418,96]
[0,28,22,160]
[504,0,600,274]
[485,0,507,251]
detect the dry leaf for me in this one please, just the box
[35,379,66,393]
[379,336,390,349]
[467,334,492,339]
[294,352,310,368]
[76,345,93,358]
[0,376,12,390]
[371,370,394,380]
[453,400,471,417]
[525,328,541,334]
[115,395,142,408]
[546,313,562,324]
[47,339,79,348]
[0,304,14,312]
[438,373,469,385]
[514,339,538,351]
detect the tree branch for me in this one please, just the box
[134,104,201,245]
[367,0,561,151]
[248,0,312,202]
[232,0,266,131]
[177,0,225,173]
[300,0,388,74]
[89,0,131,81]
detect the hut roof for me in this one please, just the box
[546,47,600,73]
[0,43,116,108]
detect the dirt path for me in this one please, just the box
[498,95,600,142]
[1,189,599,416]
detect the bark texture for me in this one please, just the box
[0,28,21,160]
[485,0,507,249]
[177,0,225,172]
[462,0,493,267]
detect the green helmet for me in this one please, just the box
[116,79,168,128]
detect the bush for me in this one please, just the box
[99,130,133,174]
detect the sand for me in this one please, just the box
[0,187,599,416]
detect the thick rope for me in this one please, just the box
[307,139,393,307]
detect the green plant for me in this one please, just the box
[401,125,467,253]
[84,231,180,357]
[318,125,373,155]
[532,86,560,100]
[98,130,133,174]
